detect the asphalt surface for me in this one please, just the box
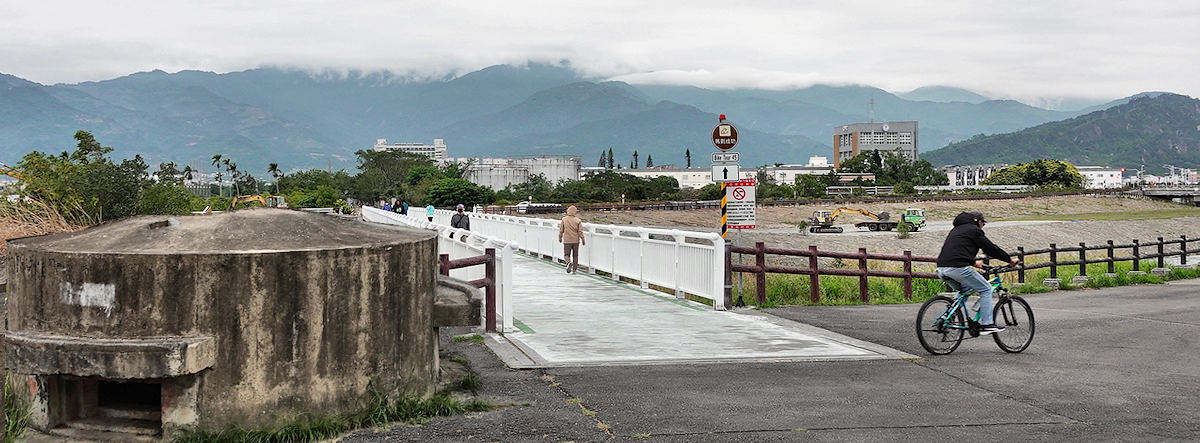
[342,279,1200,442]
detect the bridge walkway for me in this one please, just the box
[484,253,915,368]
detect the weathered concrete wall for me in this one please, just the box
[3,209,441,432]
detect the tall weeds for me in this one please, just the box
[0,197,92,255]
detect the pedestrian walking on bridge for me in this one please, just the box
[559,205,585,273]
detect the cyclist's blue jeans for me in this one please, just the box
[936,266,994,325]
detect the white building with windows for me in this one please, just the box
[373,138,448,162]
[939,164,1008,187]
[758,156,836,184]
[1076,166,1125,188]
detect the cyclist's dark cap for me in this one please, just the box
[968,211,986,224]
[953,211,987,227]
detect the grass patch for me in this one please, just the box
[452,334,485,344]
[999,208,1200,222]
[5,373,32,441]
[173,390,495,443]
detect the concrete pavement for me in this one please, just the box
[488,253,913,367]
[344,278,1200,442]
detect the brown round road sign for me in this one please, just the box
[712,123,739,151]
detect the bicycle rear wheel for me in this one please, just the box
[993,295,1034,353]
[916,295,965,355]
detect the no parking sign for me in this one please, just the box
[725,178,755,229]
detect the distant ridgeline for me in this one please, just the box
[923,93,1200,174]
[0,65,1168,172]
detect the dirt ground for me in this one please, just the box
[537,194,1200,258]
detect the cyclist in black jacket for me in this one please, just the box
[936,211,1019,334]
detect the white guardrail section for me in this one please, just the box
[361,207,517,332]
[424,208,728,310]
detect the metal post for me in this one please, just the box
[903,250,913,299]
[1079,242,1087,276]
[858,247,869,303]
[756,242,767,305]
[1017,246,1026,283]
[1049,243,1058,279]
[1133,239,1141,271]
[439,253,451,276]
[485,248,497,333]
[1107,240,1115,274]
[809,245,820,303]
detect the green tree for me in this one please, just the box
[426,178,492,207]
[17,131,148,222]
[607,147,615,169]
[138,182,195,215]
[795,174,826,198]
[633,150,639,169]
[981,159,1084,189]
[697,183,724,200]
[646,154,654,168]
[894,181,917,196]
[685,149,691,168]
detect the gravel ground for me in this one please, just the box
[533,194,1200,259]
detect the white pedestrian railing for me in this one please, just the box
[362,207,516,332]
[423,208,728,310]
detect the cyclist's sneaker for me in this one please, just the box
[980,324,1006,335]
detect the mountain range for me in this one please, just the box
[922,93,1200,173]
[0,63,1184,175]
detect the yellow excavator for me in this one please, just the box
[807,207,925,233]
[201,195,287,214]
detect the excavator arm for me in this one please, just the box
[831,207,889,221]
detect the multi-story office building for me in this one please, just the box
[833,121,918,167]
[373,138,448,162]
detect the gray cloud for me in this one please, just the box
[2,0,1197,103]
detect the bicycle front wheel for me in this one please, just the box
[993,296,1035,353]
[916,295,965,355]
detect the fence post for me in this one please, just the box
[858,247,869,303]
[724,241,733,310]
[755,242,767,305]
[1157,237,1165,269]
[1107,240,1115,274]
[1017,246,1026,283]
[1049,243,1058,279]
[439,253,451,276]
[1182,235,1189,265]
[809,245,820,303]
[903,250,913,300]
[485,248,497,333]
[1133,239,1141,271]
[1079,242,1087,277]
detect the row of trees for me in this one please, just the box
[11,131,1088,226]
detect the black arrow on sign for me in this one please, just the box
[723,167,729,180]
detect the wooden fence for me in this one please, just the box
[728,234,1199,304]
[439,248,498,332]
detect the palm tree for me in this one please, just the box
[182,165,194,182]
[267,163,283,194]
[214,172,224,197]
[227,161,241,196]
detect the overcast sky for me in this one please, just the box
[3,1,1197,105]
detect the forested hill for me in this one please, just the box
[923,93,1200,173]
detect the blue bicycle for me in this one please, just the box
[916,265,1035,355]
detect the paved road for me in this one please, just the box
[343,279,1200,442]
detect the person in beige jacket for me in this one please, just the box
[559,205,586,273]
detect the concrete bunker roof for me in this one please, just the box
[8,208,434,254]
